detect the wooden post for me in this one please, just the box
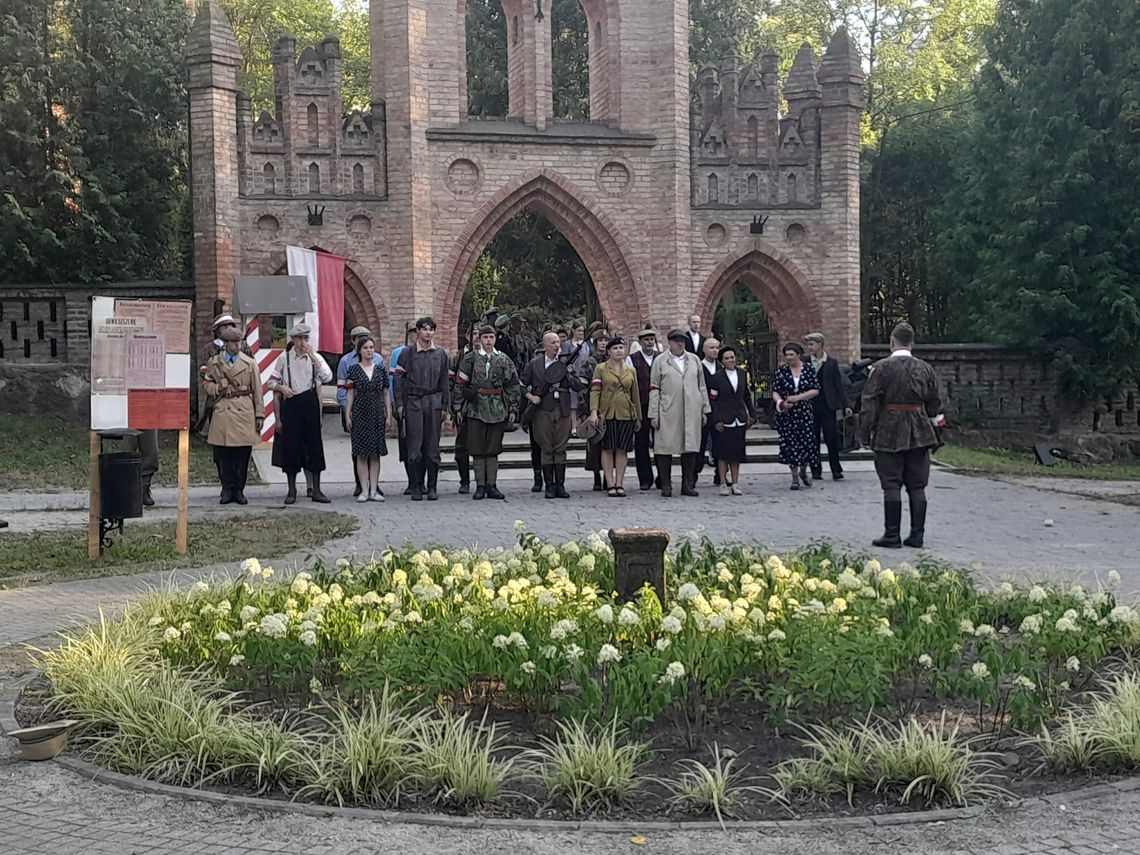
[87,431,101,558]
[176,428,190,554]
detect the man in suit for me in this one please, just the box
[804,331,853,481]
[683,314,706,355]
[629,328,660,491]
[858,323,943,549]
[696,336,721,484]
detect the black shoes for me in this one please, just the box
[531,470,544,493]
[485,485,505,500]
[473,486,486,500]
[458,482,470,494]
[142,486,154,507]
[284,489,297,505]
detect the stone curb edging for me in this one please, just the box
[2,672,1129,835]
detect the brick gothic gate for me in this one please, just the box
[187,1,863,359]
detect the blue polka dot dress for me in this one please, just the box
[773,362,821,467]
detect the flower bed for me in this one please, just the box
[28,529,1140,820]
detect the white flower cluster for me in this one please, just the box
[550,619,579,641]
[596,643,621,665]
[492,632,528,650]
[658,661,685,686]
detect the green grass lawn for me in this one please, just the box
[0,511,358,588]
[935,444,1140,480]
[0,415,257,490]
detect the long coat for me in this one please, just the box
[202,352,264,447]
[647,351,710,455]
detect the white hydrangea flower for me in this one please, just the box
[1109,605,1136,624]
[147,616,164,627]
[189,581,209,596]
[1054,616,1078,632]
[213,631,232,643]
[299,630,318,647]
[618,607,641,627]
[1014,675,1035,690]
[240,558,262,576]
[660,615,683,635]
[878,569,896,587]
[959,618,975,634]
[767,629,786,642]
[550,619,579,641]
[458,616,474,631]
[513,520,526,534]
[580,554,596,571]
[1066,656,1081,672]
[707,614,727,631]
[1019,614,1043,634]
[974,624,996,639]
[596,643,622,665]
[240,605,260,623]
[656,637,671,652]
[564,644,584,663]
[309,677,322,694]
[539,645,557,660]
[971,661,990,680]
[920,613,934,625]
[875,623,894,638]
[162,627,181,642]
[404,610,423,624]
[658,661,685,685]
[1028,585,1047,603]
[259,614,288,638]
[918,653,933,669]
[677,583,701,601]
[997,582,1015,599]
[595,604,615,624]
[717,566,734,584]
[1108,570,1122,586]
[229,653,245,666]
[520,661,537,675]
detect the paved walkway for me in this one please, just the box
[2,468,1140,852]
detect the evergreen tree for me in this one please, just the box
[940,0,1140,397]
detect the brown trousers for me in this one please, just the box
[873,448,931,502]
[533,409,572,465]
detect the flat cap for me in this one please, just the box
[349,325,371,339]
[219,327,243,342]
[288,322,312,337]
[666,328,688,342]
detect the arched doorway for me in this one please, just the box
[696,246,821,422]
[438,170,647,349]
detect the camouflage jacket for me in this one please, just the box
[577,354,601,417]
[858,353,941,452]
[448,347,473,415]
[455,348,521,424]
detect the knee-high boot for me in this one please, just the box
[426,462,439,501]
[904,496,927,548]
[456,449,471,493]
[656,455,673,498]
[873,500,904,548]
[554,464,570,498]
[680,453,699,497]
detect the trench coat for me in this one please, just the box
[647,351,710,455]
[201,352,265,447]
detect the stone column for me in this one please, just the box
[608,528,670,607]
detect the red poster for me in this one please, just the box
[128,389,190,430]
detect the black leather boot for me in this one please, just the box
[426,462,439,501]
[554,464,570,498]
[532,466,544,492]
[873,500,904,548]
[681,454,699,497]
[593,471,603,492]
[141,476,155,508]
[904,498,927,548]
[234,453,250,504]
[218,457,234,505]
[544,465,557,499]
[456,450,470,494]
[656,455,673,498]
[410,461,424,501]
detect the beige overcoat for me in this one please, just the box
[202,352,264,447]
[647,351,710,455]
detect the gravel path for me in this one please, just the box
[2,468,1140,852]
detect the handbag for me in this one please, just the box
[840,412,859,452]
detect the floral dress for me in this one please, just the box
[346,361,389,458]
[772,362,820,467]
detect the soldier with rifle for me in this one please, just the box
[520,331,584,498]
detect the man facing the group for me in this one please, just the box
[454,326,521,500]
[521,331,583,499]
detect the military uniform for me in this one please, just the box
[858,345,941,548]
[449,346,474,493]
[201,335,264,505]
[393,342,450,500]
[520,353,583,498]
[455,348,521,499]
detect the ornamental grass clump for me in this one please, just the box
[1033,670,1140,773]
[525,718,650,813]
[417,711,517,807]
[774,714,1011,808]
[664,744,775,826]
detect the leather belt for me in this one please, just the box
[478,388,504,396]
[886,404,924,412]
[220,388,252,399]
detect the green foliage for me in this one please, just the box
[937,0,1140,397]
[551,0,589,120]
[418,711,518,806]
[664,744,774,825]
[0,0,190,283]
[775,714,1011,808]
[464,0,508,116]
[1031,669,1140,774]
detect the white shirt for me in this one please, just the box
[544,355,558,368]
[269,348,332,394]
[478,347,496,377]
[689,330,701,349]
[702,358,718,375]
[724,368,744,427]
[670,353,687,374]
[890,348,913,358]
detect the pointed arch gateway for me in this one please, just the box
[437,169,648,339]
[695,243,821,343]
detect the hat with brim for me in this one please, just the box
[637,327,657,340]
[212,313,236,329]
[219,327,243,343]
[288,322,312,338]
[350,325,371,339]
[666,328,688,342]
[577,418,602,442]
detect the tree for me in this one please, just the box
[552,0,589,120]
[465,0,508,116]
[938,0,1140,397]
[0,0,189,284]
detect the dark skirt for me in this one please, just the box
[271,388,325,474]
[599,418,636,453]
[711,425,747,463]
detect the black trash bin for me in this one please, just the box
[99,451,143,520]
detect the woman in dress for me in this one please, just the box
[587,337,640,497]
[707,345,755,496]
[772,341,820,490]
[344,336,389,502]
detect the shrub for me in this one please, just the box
[664,744,775,826]
[524,718,649,813]
[1032,670,1140,773]
[418,711,516,807]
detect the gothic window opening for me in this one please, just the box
[512,15,519,45]
[748,116,758,158]
[551,0,589,120]
[308,162,321,194]
[353,163,365,194]
[263,162,276,195]
[786,173,797,202]
[466,0,509,116]
[747,173,758,201]
[594,21,601,46]
[708,173,719,204]
[307,103,319,146]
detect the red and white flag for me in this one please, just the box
[286,246,345,353]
